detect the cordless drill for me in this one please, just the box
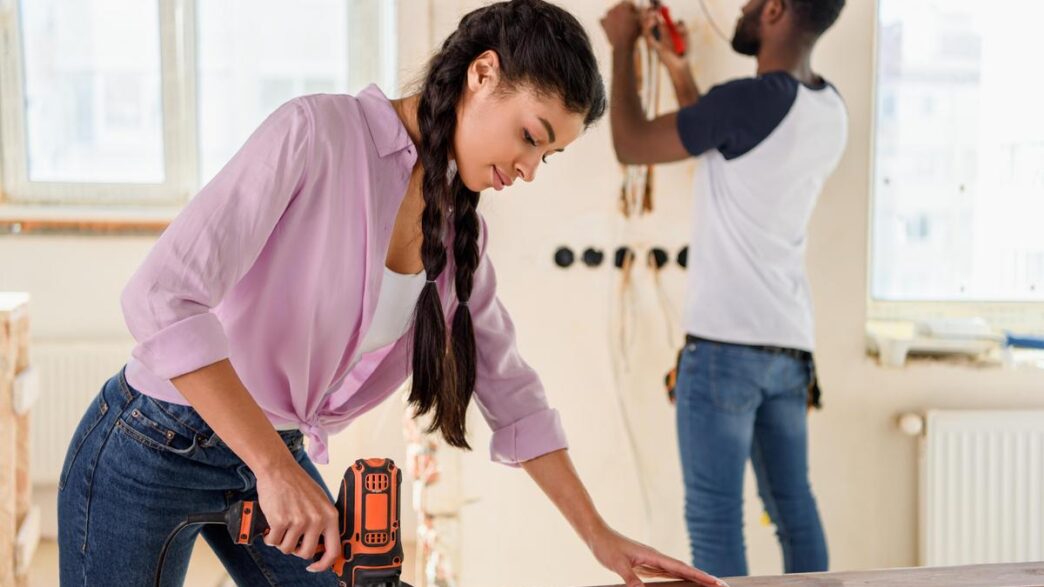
[155,458,412,587]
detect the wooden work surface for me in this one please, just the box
[585,562,1044,587]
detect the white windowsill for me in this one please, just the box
[866,319,1044,371]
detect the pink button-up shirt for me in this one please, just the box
[122,85,567,466]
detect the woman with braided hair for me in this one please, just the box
[57,1,726,585]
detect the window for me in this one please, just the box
[871,0,1044,303]
[0,0,397,205]
[21,0,165,184]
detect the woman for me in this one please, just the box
[57,1,725,585]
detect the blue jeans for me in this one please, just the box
[675,338,827,578]
[57,368,338,586]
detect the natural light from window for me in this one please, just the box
[872,0,1044,302]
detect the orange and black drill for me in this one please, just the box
[155,458,411,587]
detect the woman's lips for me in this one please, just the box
[492,166,512,191]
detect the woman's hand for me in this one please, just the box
[521,450,725,586]
[170,360,340,572]
[588,525,727,587]
[255,458,341,573]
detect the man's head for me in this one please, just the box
[731,0,845,56]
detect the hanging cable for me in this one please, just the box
[605,244,654,531]
[648,248,683,349]
[697,0,732,45]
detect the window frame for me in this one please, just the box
[866,0,1044,318]
[0,0,398,208]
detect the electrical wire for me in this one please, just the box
[154,512,226,587]
[650,260,683,349]
[606,0,730,547]
[605,251,654,533]
[697,0,732,45]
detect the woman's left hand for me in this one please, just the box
[588,525,728,587]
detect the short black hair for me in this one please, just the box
[790,0,845,36]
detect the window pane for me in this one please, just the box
[197,0,353,184]
[872,0,1044,301]
[19,0,165,183]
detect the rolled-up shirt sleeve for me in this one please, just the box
[468,216,568,467]
[121,99,312,380]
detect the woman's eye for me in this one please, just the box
[524,129,549,163]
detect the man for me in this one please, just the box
[601,0,847,578]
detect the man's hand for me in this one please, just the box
[642,8,690,73]
[601,2,642,51]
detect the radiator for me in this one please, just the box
[30,341,132,485]
[920,410,1044,566]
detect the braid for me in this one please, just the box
[408,0,606,449]
[409,44,463,419]
[438,177,480,448]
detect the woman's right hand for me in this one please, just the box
[255,458,341,573]
[168,361,341,573]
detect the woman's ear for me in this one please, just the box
[466,50,502,94]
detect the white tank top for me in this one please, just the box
[359,267,426,355]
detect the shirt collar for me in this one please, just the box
[356,84,415,158]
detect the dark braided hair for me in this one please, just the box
[409,0,606,449]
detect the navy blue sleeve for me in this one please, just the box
[676,73,799,160]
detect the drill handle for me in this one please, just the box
[227,500,269,545]
[228,500,336,563]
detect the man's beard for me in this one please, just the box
[731,15,761,56]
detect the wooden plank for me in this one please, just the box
[14,505,39,577]
[12,311,29,375]
[0,293,27,586]
[0,293,30,315]
[0,308,10,380]
[0,378,16,587]
[0,293,27,380]
[12,368,37,416]
[15,410,30,522]
[583,562,1044,587]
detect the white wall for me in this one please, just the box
[4,0,1044,585]
[436,0,1044,586]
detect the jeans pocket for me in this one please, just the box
[708,346,761,413]
[58,390,110,491]
[115,393,212,457]
[679,341,760,412]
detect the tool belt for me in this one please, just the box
[665,334,823,409]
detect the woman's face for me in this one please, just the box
[454,51,586,193]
